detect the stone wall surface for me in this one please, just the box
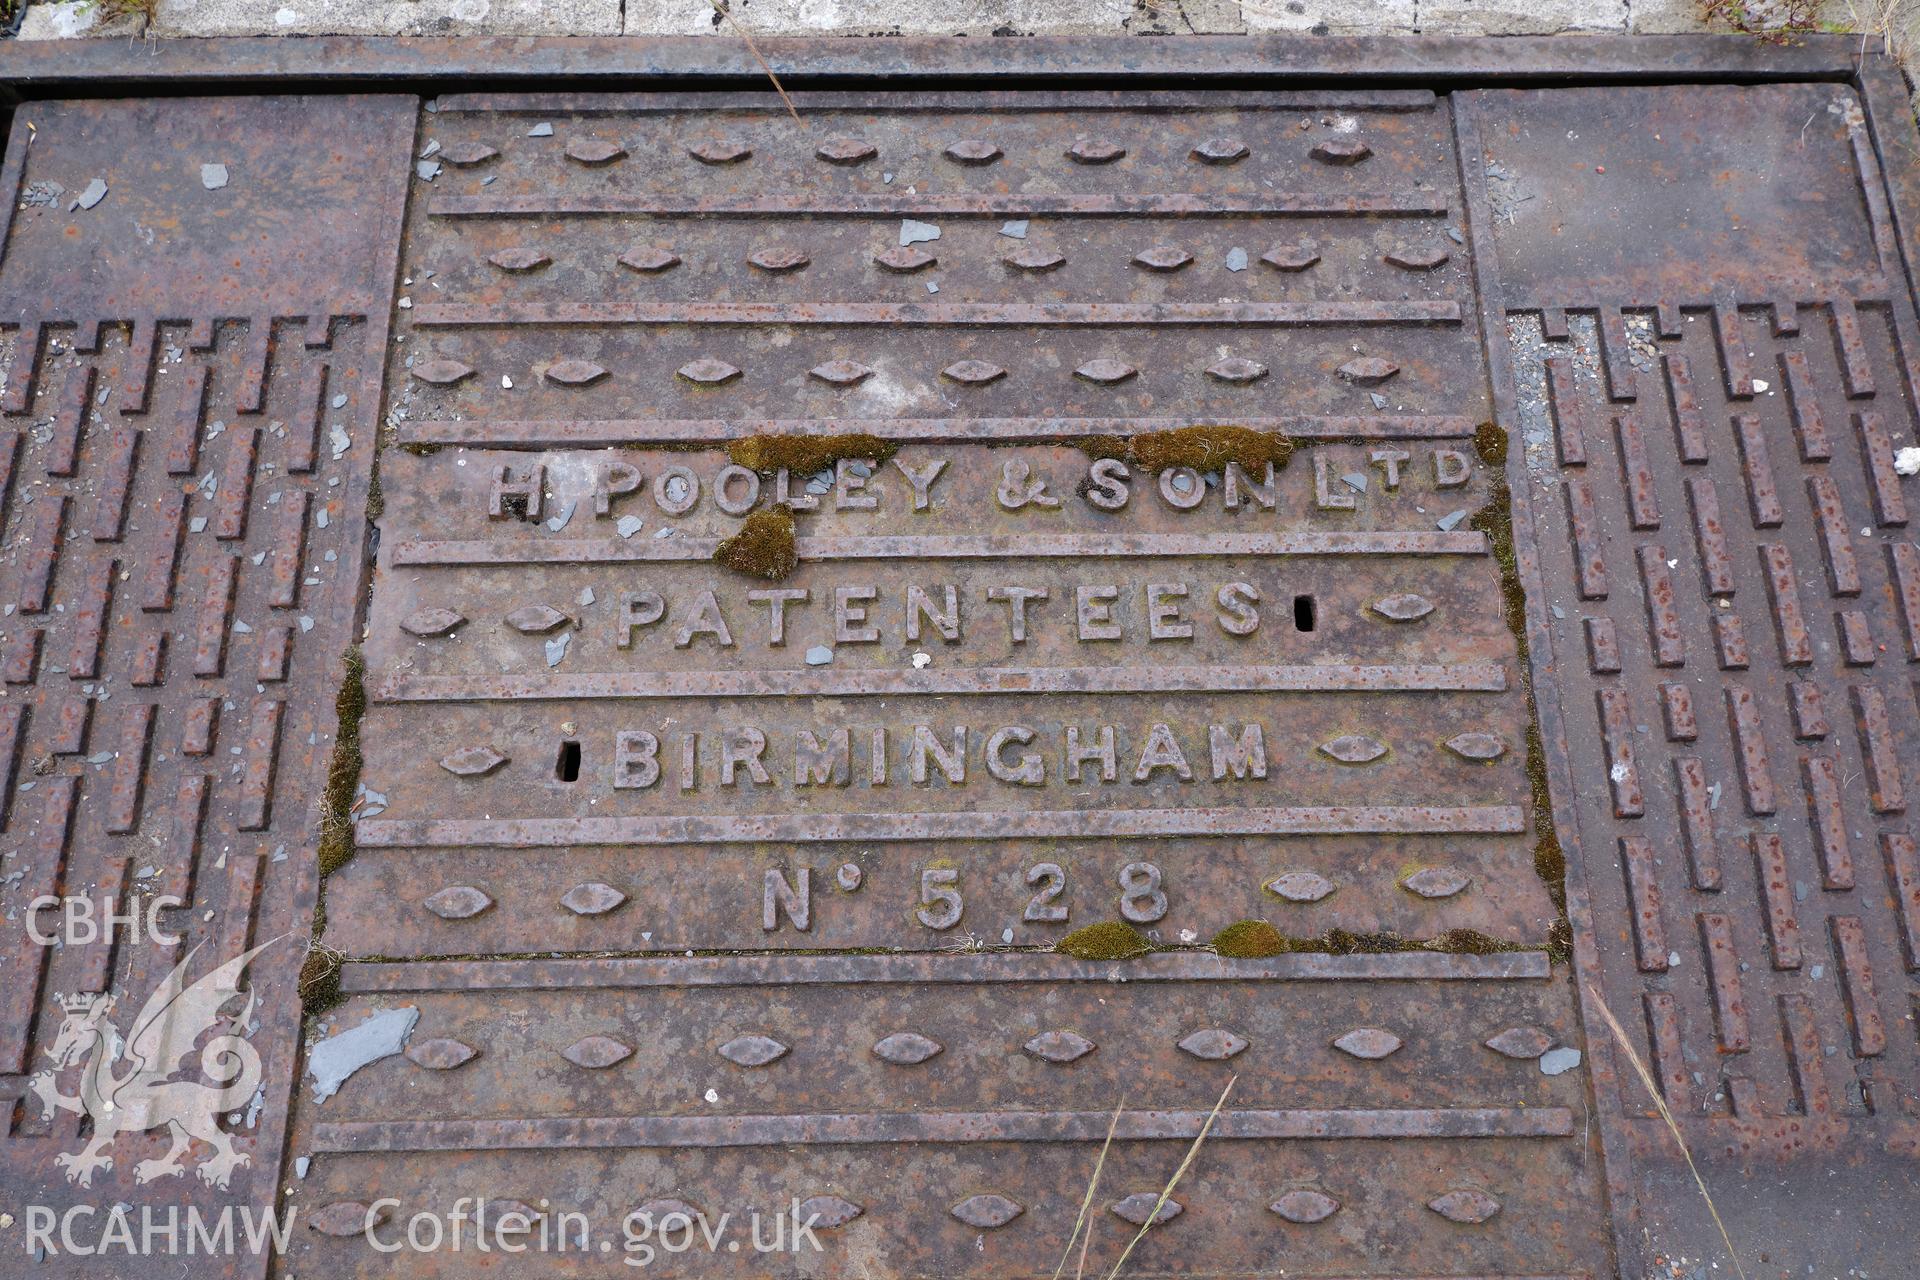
[2,0,1907,48]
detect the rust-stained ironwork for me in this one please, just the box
[3,40,1920,1280]
[1458,80,1920,1278]
[0,95,411,1276]
[281,86,1605,1280]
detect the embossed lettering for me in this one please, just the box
[893,457,949,512]
[1085,458,1130,510]
[613,730,660,788]
[988,585,1048,643]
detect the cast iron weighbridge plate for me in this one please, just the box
[0,41,1915,1280]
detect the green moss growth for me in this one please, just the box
[1055,920,1153,961]
[1469,467,1572,965]
[1212,919,1289,958]
[305,648,368,1017]
[316,648,367,880]
[1474,420,1508,468]
[1118,426,1294,474]
[1429,928,1524,956]
[727,433,896,477]
[714,505,798,581]
[299,946,343,1014]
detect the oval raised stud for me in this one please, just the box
[618,246,681,273]
[1110,1193,1182,1226]
[565,138,626,166]
[1191,137,1249,164]
[1312,138,1373,165]
[1003,246,1065,273]
[1269,1190,1340,1224]
[487,248,551,273]
[439,746,508,778]
[942,360,1006,386]
[1484,1026,1555,1060]
[505,604,569,634]
[1266,871,1336,903]
[1206,357,1268,384]
[1428,1189,1501,1224]
[1332,1027,1403,1060]
[423,886,494,920]
[1369,592,1435,623]
[748,247,810,273]
[874,245,936,273]
[717,1035,788,1067]
[632,1199,700,1225]
[561,1035,633,1069]
[405,1038,478,1071]
[796,1196,863,1229]
[544,359,608,387]
[1023,1029,1095,1063]
[810,360,874,387]
[310,1202,385,1236]
[411,359,474,386]
[1074,360,1137,385]
[487,1201,543,1227]
[1386,244,1451,271]
[950,1194,1023,1229]
[944,139,1002,165]
[1176,1028,1249,1061]
[872,1032,943,1065]
[400,607,466,638]
[1067,137,1126,164]
[1133,245,1193,272]
[688,138,751,165]
[1445,732,1507,762]
[816,135,876,165]
[1401,866,1471,900]
[560,882,628,916]
[1338,356,1399,385]
[677,357,742,386]
[438,141,499,167]
[1318,734,1387,765]
[1261,243,1320,272]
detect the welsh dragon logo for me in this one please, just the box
[28,938,279,1189]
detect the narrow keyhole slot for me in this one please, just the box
[1293,594,1317,633]
[555,739,582,782]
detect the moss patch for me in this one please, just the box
[1212,919,1288,958]
[714,505,798,581]
[304,648,368,1016]
[1080,426,1293,474]
[1130,426,1293,473]
[317,647,367,880]
[1429,927,1525,956]
[298,945,343,1013]
[727,433,896,477]
[1469,442,1572,965]
[1473,420,1508,469]
[1055,920,1153,961]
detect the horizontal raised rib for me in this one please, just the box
[413,300,1462,328]
[357,805,1526,848]
[400,414,1477,449]
[391,531,1489,567]
[313,1105,1572,1153]
[338,949,1552,994]
[376,663,1508,702]
[431,191,1449,219]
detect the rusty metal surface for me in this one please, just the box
[1459,82,1920,1278]
[0,35,1878,101]
[278,88,1611,1277]
[5,46,1918,1280]
[0,96,409,1274]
